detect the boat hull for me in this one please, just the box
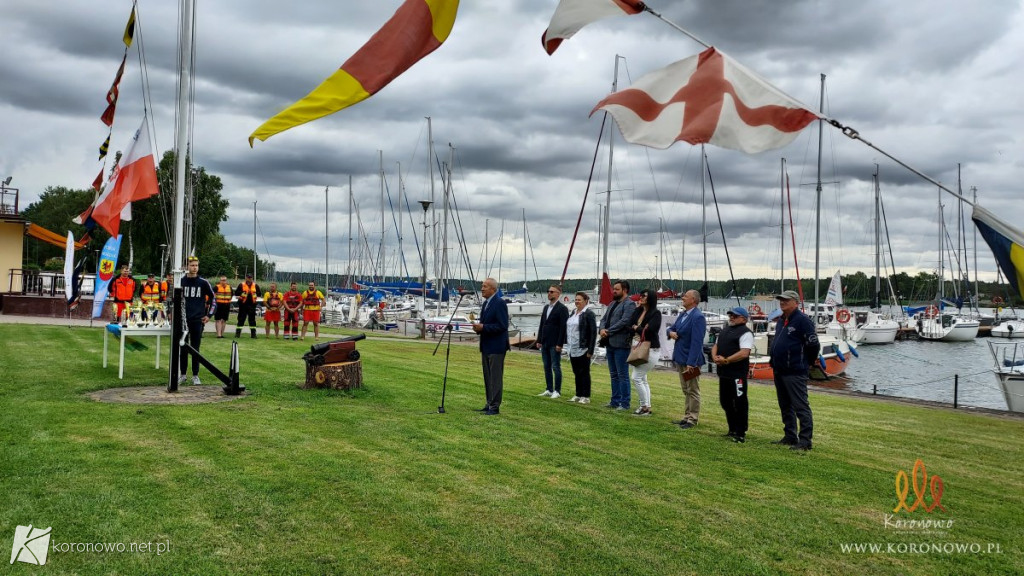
[852,323,899,344]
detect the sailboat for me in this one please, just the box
[748,75,857,379]
[852,167,900,344]
[915,184,979,341]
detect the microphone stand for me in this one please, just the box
[431,291,467,414]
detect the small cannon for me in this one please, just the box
[302,333,367,367]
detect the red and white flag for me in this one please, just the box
[90,117,159,237]
[592,47,820,153]
[542,0,645,55]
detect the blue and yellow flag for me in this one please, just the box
[973,204,1024,300]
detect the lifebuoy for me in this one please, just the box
[836,309,852,324]
[993,296,1004,304]
[749,303,763,315]
[925,304,940,317]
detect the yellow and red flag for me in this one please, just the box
[249,0,460,146]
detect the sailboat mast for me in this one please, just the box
[972,186,979,308]
[938,186,944,300]
[397,162,404,280]
[253,201,257,277]
[171,0,194,272]
[324,187,329,290]
[813,73,825,313]
[522,209,527,289]
[379,150,384,283]
[873,166,881,311]
[601,56,620,286]
[347,175,353,288]
[780,158,786,293]
[701,145,708,293]
[442,145,453,302]
[427,117,437,282]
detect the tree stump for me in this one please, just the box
[304,360,363,390]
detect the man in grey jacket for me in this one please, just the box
[598,280,637,410]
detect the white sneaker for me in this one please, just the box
[550,391,561,399]
[579,397,591,405]
[568,396,580,403]
[191,375,201,386]
[177,375,188,385]
[538,390,552,397]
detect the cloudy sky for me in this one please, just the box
[3,0,1023,293]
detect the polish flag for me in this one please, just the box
[91,118,159,237]
[592,47,820,153]
[542,0,645,55]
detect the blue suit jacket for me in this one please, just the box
[478,297,510,355]
[670,307,706,367]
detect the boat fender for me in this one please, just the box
[848,344,859,358]
[833,345,846,363]
[818,355,827,371]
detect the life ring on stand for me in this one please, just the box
[992,296,1004,305]
[749,303,763,315]
[925,304,940,318]
[836,309,852,324]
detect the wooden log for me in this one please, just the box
[304,360,363,390]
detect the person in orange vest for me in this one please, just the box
[282,281,303,340]
[108,265,137,321]
[140,274,161,305]
[263,282,284,339]
[234,273,261,339]
[300,281,325,341]
[213,275,234,338]
[160,273,172,302]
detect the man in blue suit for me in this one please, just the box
[472,277,510,415]
[667,289,706,429]
[598,280,637,410]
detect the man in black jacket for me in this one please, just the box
[178,256,216,385]
[536,285,570,399]
[712,307,754,443]
[768,290,820,451]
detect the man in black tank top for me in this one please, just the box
[711,307,754,443]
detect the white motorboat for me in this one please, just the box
[915,310,979,342]
[852,311,900,344]
[986,341,1024,413]
[991,319,1024,339]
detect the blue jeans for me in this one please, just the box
[541,345,563,392]
[607,346,631,408]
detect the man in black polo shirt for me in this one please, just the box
[711,307,754,443]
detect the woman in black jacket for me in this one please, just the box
[629,289,662,416]
[565,291,598,404]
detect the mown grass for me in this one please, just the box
[0,323,1021,575]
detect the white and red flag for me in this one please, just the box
[89,117,159,237]
[592,47,820,153]
[542,0,645,55]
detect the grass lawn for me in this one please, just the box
[1,323,1021,575]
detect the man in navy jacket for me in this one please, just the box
[668,289,706,428]
[473,278,510,415]
[768,290,820,451]
[536,285,570,398]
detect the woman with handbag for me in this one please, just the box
[628,289,661,416]
[566,291,598,404]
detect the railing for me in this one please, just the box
[0,186,18,216]
[7,269,97,296]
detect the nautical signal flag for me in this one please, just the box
[248,0,460,146]
[98,134,110,160]
[592,47,820,154]
[90,117,159,237]
[542,0,646,55]
[973,204,1024,300]
[123,7,136,47]
[101,55,127,127]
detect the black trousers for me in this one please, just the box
[774,373,813,446]
[718,374,749,435]
[482,352,505,411]
[236,304,257,337]
[180,318,204,376]
[570,354,592,398]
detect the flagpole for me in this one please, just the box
[640,5,711,49]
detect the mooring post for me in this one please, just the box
[953,374,959,409]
